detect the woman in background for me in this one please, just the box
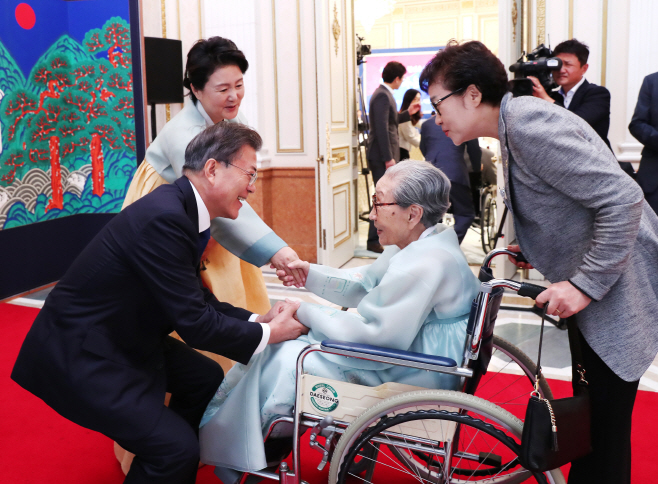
[398,88,422,160]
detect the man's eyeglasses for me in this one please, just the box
[371,194,398,215]
[430,87,465,116]
[227,162,258,186]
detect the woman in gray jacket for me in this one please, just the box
[419,40,658,484]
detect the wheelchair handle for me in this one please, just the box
[517,282,546,300]
[482,248,528,268]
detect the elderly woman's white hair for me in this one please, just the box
[385,159,451,227]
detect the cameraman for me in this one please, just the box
[529,39,635,176]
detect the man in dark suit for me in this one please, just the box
[11,123,307,483]
[366,61,420,252]
[630,71,658,213]
[530,38,635,176]
[420,115,481,243]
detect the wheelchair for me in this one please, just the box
[242,249,564,484]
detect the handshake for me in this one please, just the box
[262,248,313,345]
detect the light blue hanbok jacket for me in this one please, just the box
[145,100,285,266]
[198,225,479,472]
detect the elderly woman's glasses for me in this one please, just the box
[227,162,258,186]
[430,87,465,116]
[372,194,398,215]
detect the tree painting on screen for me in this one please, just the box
[0,2,137,231]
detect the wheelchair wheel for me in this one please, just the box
[480,188,497,253]
[476,335,554,421]
[329,390,565,484]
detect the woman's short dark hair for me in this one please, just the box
[183,37,249,102]
[183,123,262,173]
[553,39,589,67]
[382,61,407,83]
[419,40,509,106]
[400,89,422,125]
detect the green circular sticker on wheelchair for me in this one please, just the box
[309,383,339,412]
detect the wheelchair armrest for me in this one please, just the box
[320,340,458,370]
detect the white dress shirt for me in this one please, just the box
[558,76,586,109]
[188,179,270,354]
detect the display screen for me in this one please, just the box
[360,48,441,119]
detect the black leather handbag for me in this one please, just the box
[519,308,592,472]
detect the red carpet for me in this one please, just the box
[2,303,658,483]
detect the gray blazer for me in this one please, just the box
[499,93,658,382]
[367,84,410,166]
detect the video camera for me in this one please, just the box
[356,34,371,66]
[508,44,562,97]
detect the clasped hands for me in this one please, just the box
[256,298,308,344]
[507,245,591,318]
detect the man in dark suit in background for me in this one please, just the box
[630,71,658,213]
[11,123,307,484]
[420,115,481,243]
[366,61,420,252]
[530,38,635,176]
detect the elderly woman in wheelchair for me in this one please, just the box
[197,159,480,475]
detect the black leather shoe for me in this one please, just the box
[367,242,384,253]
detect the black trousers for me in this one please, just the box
[449,182,475,244]
[114,337,224,484]
[568,329,639,484]
[367,162,387,245]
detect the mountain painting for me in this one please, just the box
[0,0,137,230]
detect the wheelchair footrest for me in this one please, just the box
[320,340,458,368]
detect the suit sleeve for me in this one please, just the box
[550,91,564,106]
[131,212,262,364]
[629,76,658,151]
[510,106,644,301]
[569,86,611,130]
[397,110,411,124]
[465,140,482,174]
[419,122,429,157]
[370,92,393,161]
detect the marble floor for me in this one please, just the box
[10,219,658,392]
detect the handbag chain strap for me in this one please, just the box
[532,306,589,392]
[531,305,559,450]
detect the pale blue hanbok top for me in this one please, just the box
[145,100,285,266]
[198,224,479,472]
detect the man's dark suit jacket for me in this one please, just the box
[419,117,480,186]
[11,177,262,441]
[630,72,658,194]
[551,79,634,175]
[552,79,612,148]
[367,84,411,170]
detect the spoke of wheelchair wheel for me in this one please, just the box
[473,354,515,393]
[490,450,522,482]
[450,422,480,476]
[360,436,423,479]
[349,444,429,484]
[484,374,528,403]
[452,439,505,482]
